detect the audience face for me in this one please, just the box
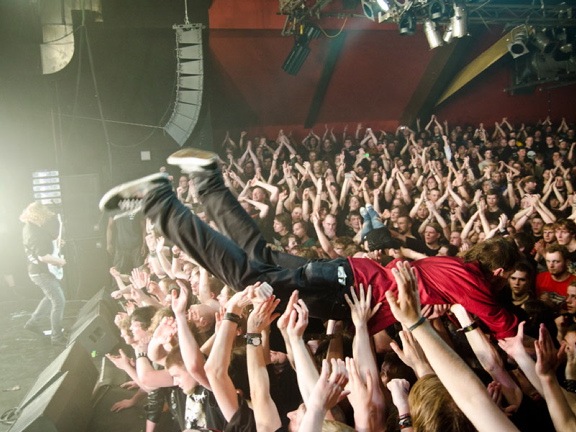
[545,251,568,277]
[168,363,195,395]
[555,227,574,246]
[178,175,189,190]
[543,228,556,243]
[287,404,306,432]
[273,219,288,234]
[449,231,462,247]
[530,217,544,235]
[566,285,576,314]
[291,206,303,223]
[486,194,498,208]
[424,226,441,246]
[293,222,307,239]
[508,270,530,297]
[349,214,362,230]
[252,187,267,203]
[397,217,412,235]
[322,215,337,237]
[217,286,231,308]
[129,320,148,343]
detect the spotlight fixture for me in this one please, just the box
[443,23,453,44]
[376,0,391,12]
[362,0,391,22]
[423,19,443,49]
[508,28,530,59]
[533,30,555,54]
[282,23,321,75]
[429,0,446,21]
[450,3,468,38]
[399,10,416,36]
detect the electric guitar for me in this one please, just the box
[48,214,64,280]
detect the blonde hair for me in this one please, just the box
[20,202,54,226]
[409,375,475,432]
[321,420,356,432]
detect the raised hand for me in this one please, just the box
[129,268,149,291]
[535,323,565,377]
[171,280,189,316]
[286,298,309,340]
[277,290,299,333]
[344,284,381,328]
[247,296,281,333]
[152,316,177,345]
[390,329,432,377]
[307,359,350,412]
[385,261,422,328]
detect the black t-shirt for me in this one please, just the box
[22,222,53,274]
[113,212,144,250]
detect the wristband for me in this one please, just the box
[136,352,148,359]
[149,251,157,257]
[223,312,241,324]
[399,414,412,429]
[408,316,426,332]
[458,322,479,333]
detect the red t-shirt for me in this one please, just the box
[348,256,518,339]
[535,272,576,305]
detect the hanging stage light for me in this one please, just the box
[451,3,468,38]
[362,0,391,22]
[533,30,555,54]
[429,0,446,21]
[423,19,443,49]
[282,23,321,75]
[507,27,530,59]
[399,10,416,36]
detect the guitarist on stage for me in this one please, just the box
[20,202,67,346]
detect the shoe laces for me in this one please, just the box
[118,198,142,212]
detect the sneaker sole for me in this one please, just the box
[99,172,169,212]
[167,148,217,167]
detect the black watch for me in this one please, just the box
[246,333,262,347]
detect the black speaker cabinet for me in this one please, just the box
[9,342,98,432]
[68,288,121,355]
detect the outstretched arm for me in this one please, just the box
[386,261,519,432]
[246,296,283,432]
[535,324,576,430]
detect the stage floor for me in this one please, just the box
[0,297,146,432]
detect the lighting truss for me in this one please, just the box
[278,1,576,31]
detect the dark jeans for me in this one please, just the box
[142,168,352,321]
[27,272,65,340]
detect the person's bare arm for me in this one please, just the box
[205,289,251,421]
[451,304,522,411]
[246,296,283,432]
[345,285,387,426]
[171,284,211,389]
[298,359,349,432]
[386,261,519,432]
[311,212,338,259]
[534,324,576,430]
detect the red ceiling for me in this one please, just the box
[207,0,576,137]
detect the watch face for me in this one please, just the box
[248,335,262,346]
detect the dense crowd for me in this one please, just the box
[102,116,576,432]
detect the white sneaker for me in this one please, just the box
[99,172,169,213]
[167,148,217,173]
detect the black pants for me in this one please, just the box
[142,168,352,320]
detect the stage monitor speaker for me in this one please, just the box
[68,300,120,356]
[17,342,97,411]
[73,287,121,326]
[9,342,98,432]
